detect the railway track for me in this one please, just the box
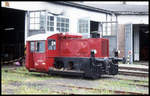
[104,78,149,88]
[118,70,149,77]
[119,66,149,72]
[118,64,149,77]
[3,65,149,77]
[114,77,148,83]
[47,83,148,95]
[5,69,149,83]
[49,90,74,94]
[10,70,149,88]
[4,68,149,83]
[127,83,148,88]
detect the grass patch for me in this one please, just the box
[1,66,59,94]
[16,85,47,94]
[86,89,114,94]
[97,79,148,94]
[2,66,56,82]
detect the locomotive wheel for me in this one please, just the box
[54,61,64,69]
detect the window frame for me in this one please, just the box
[35,41,45,53]
[47,13,55,32]
[46,14,70,33]
[78,19,89,33]
[48,39,56,50]
[28,10,70,34]
[56,16,70,33]
[30,41,35,52]
[29,11,41,30]
[29,10,46,31]
[102,22,117,36]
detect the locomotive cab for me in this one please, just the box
[25,33,59,72]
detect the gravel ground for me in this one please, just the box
[3,75,148,94]
[27,75,149,94]
[2,66,149,94]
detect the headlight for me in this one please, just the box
[42,62,46,65]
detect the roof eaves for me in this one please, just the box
[50,1,115,15]
[114,11,149,15]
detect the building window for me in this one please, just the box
[56,17,69,32]
[29,12,40,30]
[29,11,46,31]
[47,16,54,31]
[78,19,89,33]
[40,11,46,32]
[48,39,56,50]
[102,23,116,36]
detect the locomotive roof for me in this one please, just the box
[26,32,59,41]
[26,32,82,41]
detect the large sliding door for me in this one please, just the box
[125,24,133,63]
[133,24,140,61]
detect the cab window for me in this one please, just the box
[30,42,35,52]
[48,39,56,50]
[36,41,45,53]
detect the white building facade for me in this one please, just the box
[2,1,117,42]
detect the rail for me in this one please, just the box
[45,83,148,95]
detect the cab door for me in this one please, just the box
[46,38,57,68]
[33,40,46,71]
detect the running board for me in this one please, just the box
[49,68,84,77]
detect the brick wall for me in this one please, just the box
[118,24,125,58]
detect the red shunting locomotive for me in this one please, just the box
[25,33,121,79]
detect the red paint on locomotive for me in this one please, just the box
[25,33,109,73]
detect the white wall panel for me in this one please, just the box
[118,15,148,24]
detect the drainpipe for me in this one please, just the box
[25,11,29,45]
[106,14,108,36]
[116,15,118,50]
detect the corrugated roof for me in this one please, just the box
[48,1,148,15]
[74,3,149,15]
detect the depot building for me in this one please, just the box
[1,1,149,63]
